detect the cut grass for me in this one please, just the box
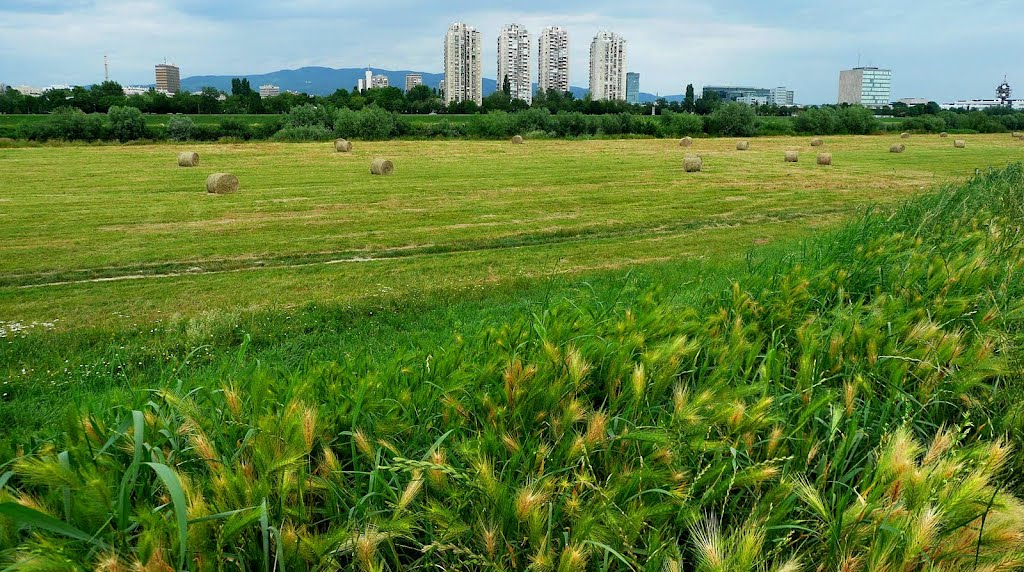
[1,135,1019,328]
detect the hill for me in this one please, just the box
[179,66,681,102]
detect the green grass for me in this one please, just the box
[0,161,1022,570]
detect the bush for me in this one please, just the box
[707,102,756,137]
[660,111,705,137]
[422,119,468,138]
[835,105,879,135]
[793,107,838,135]
[26,107,105,141]
[754,116,796,136]
[271,125,334,142]
[106,105,146,141]
[332,107,400,140]
[286,103,332,129]
[218,118,252,140]
[165,116,196,141]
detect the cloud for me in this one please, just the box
[0,0,1020,103]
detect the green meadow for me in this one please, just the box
[1,134,1023,570]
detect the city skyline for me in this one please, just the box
[0,1,1021,104]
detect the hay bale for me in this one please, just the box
[900,132,910,139]
[784,151,799,163]
[679,136,693,147]
[205,173,239,194]
[817,153,832,166]
[939,132,949,138]
[334,139,353,153]
[1013,132,1022,138]
[177,152,199,167]
[810,138,824,147]
[736,141,750,151]
[370,158,394,176]
[511,135,524,144]
[889,144,906,154]
[683,154,703,172]
[954,140,966,148]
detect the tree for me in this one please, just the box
[106,105,146,141]
[707,102,756,136]
[502,75,511,96]
[231,78,253,96]
[694,91,720,115]
[683,84,696,113]
[166,116,196,141]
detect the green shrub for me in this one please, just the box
[286,103,332,129]
[754,116,796,136]
[271,125,334,142]
[165,116,196,141]
[660,110,705,136]
[707,102,756,136]
[218,118,252,140]
[793,107,838,135]
[106,105,146,141]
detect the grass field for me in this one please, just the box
[2,134,1020,331]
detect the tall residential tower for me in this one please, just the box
[497,24,532,103]
[538,26,570,94]
[444,23,483,106]
[155,63,180,94]
[589,31,627,101]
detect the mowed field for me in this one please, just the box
[1,134,1021,329]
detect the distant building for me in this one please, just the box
[365,70,373,90]
[259,84,280,98]
[371,74,390,89]
[944,78,1024,110]
[13,85,45,97]
[122,86,150,96]
[704,86,767,102]
[896,98,929,106]
[589,31,627,101]
[155,63,181,94]
[405,73,423,93]
[497,23,532,103]
[357,79,366,92]
[0,82,7,94]
[538,26,570,94]
[838,67,891,108]
[444,22,483,106]
[625,72,640,104]
[768,87,795,106]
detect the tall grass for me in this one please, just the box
[1,165,1022,570]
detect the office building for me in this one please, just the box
[371,74,389,89]
[497,24,532,103]
[443,22,483,106]
[13,85,44,97]
[405,74,423,93]
[768,87,795,106]
[259,84,280,98]
[625,72,640,104]
[838,67,892,108]
[589,31,627,101]
[122,86,149,96]
[538,26,570,94]
[155,63,181,94]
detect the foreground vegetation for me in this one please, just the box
[1,160,1022,569]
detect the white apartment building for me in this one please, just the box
[122,86,150,96]
[497,24,532,103]
[589,31,627,101]
[768,87,795,106]
[371,74,390,89]
[405,74,423,93]
[259,84,280,98]
[444,22,483,106]
[538,26,570,94]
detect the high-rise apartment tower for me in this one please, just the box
[589,31,627,101]
[497,24,532,103]
[155,63,180,94]
[444,23,483,106]
[538,26,569,94]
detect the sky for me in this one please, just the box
[0,0,1020,104]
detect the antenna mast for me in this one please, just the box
[104,55,109,82]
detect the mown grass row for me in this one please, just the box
[1,165,1023,570]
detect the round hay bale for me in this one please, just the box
[900,132,910,139]
[205,173,239,194]
[177,152,199,167]
[810,138,824,147]
[1013,132,1022,138]
[683,154,703,173]
[334,139,353,153]
[736,141,750,151]
[954,139,966,148]
[889,144,906,154]
[817,153,832,166]
[511,135,524,144]
[939,132,949,138]
[370,158,394,176]
[679,136,693,147]
[784,151,799,163]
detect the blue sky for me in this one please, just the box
[0,0,1020,103]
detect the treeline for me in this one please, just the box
[12,103,885,143]
[10,102,1024,144]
